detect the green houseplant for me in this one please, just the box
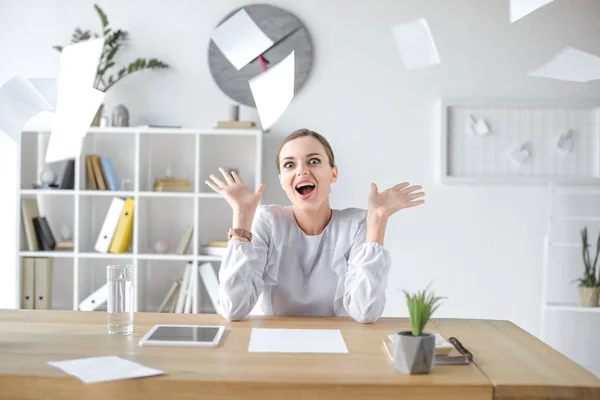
[575,227,600,307]
[391,285,445,374]
[53,3,169,125]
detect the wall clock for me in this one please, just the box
[208,4,313,107]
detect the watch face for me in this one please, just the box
[208,4,313,107]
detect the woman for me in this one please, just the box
[205,129,425,323]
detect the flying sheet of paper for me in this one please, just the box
[249,51,295,130]
[45,39,105,163]
[48,356,164,384]
[0,76,55,142]
[45,86,104,163]
[210,8,274,70]
[528,47,600,82]
[248,328,348,353]
[510,0,554,23]
[392,18,441,70]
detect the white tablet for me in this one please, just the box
[139,324,226,347]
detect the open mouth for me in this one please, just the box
[295,182,315,196]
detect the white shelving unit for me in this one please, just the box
[16,126,263,314]
[541,182,600,377]
[439,99,600,185]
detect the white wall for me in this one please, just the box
[2,0,600,368]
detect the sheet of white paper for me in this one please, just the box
[210,8,274,70]
[249,51,295,130]
[45,86,104,163]
[45,39,105,163]
[56,38,103,92]
[48,356,164,384]
[0,76,54,141]
[29,78,58,110]
[248,328,349,353]
[392,18,441,70]
[528,47,600,83]
[510,0,554,23]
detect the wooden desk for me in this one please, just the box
[0,310,596,400]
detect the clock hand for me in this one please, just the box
[252,25,302,70]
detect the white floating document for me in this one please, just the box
[248,328,348,353]
[528,47,600,83]
[510,0,554,23]
[210,8,274,70]
[45,39,105,163]
[48,356,164,384]
[249,51,295,130]
[0,76,55,142]
[392,18,440,70]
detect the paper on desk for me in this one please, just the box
[392,18,440,70]
[45,39,105,163]
[249,51,295,130]
[0,76,55,141]
[510,0,554,23]
[248,328,348,353]
[48,356,164,384]
[210,8,274,70]
[528,47,600,83]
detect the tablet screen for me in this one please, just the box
[147,326,220,342]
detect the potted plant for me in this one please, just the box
[53,3,169,125]
[391,285,445,374]
[575,227,600,307]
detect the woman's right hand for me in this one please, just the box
[205,167,266,214]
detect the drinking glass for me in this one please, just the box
[107,264,134,335]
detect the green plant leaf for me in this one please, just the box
[53,45,63,52]
[94,4,109,29]
[403,286,446,336]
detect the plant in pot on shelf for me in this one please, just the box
[391,285,445,374]
[52,3,170,126]
[574,227,600,307]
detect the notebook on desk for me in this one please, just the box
[382,333,472,365]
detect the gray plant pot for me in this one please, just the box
[391,331,435,374]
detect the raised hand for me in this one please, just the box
[368,182,425,219]
[205,168,266,214]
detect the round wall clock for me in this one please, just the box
[208,4,313,107]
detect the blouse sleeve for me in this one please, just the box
[218,206,271,321]
[342,214,391,323]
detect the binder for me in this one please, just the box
[109,198,134,253]
[99,157,120,190]
[32,216,56,251]
[21,198,40,251]
[175,226,193,254]
[21,258,35,309]
[59,159,75,189]
[94,197,126,253]
[85,155,98,190]
[175,263,192,313]
[34,258,53,309]
[78,283,108,311]
[157,280,181,312]
[199,262,221,314]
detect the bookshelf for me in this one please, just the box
[16,126,263,314]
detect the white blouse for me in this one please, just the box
[218,204,391,323]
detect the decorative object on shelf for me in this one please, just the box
[99,112,110,127]
[111,104,129,127]
[507,141,532,167]
[39,168,57,187]
[208,4,313,108]
[575,227,600,307]
[154,239,169,254]
[556,129,573,153]
[120,177,133,191]
[60,225,72,242]
[229,104,240,121]
[468,115,491,136]
[52,3,170,126]
[389,285,445,374]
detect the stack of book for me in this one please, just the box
[153,177,193,192]
[21,198,73,251]
[215,120,256,129]
[85,154,120,191]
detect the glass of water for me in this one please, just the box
[107,264,134,335]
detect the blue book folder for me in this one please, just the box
[99,157,120,191]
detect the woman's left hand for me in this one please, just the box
[368,182,425,219]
